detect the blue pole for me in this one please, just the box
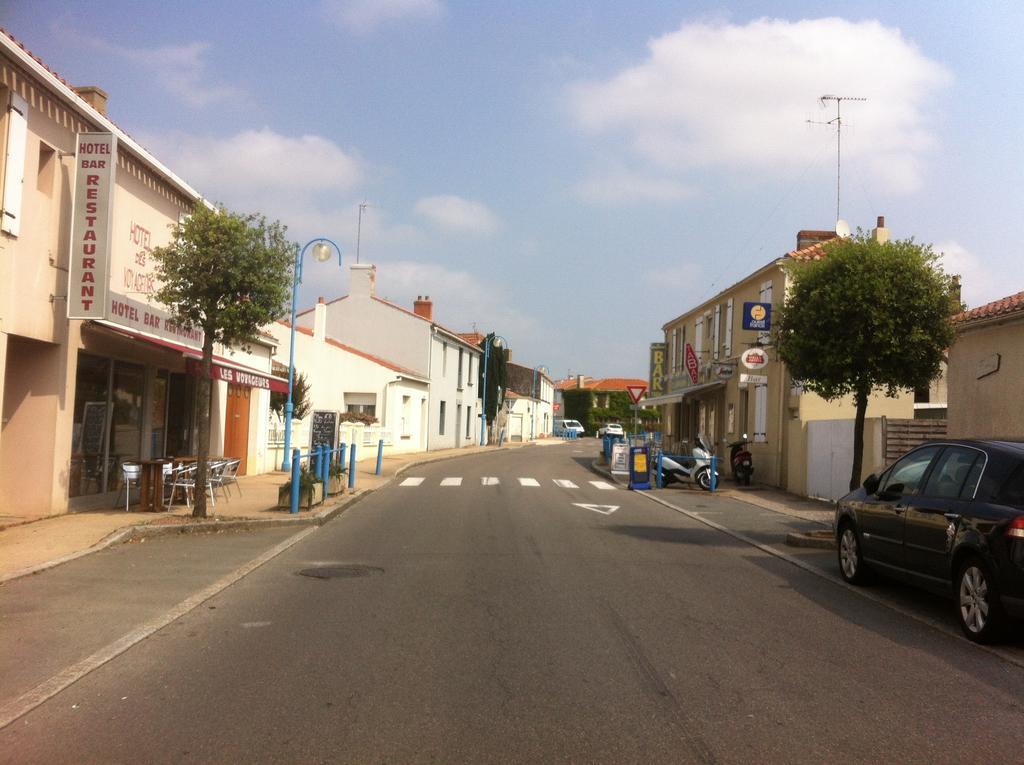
[376,439,384,475]
[657,451,663,488]
[319,444,328,497]
[348,443,357,489]
[710,456,717,492]
[290,448,301,514]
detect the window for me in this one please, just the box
[465,406,472,439]
[439,400,446,435]
[880,446,942,497]
[442,342,448,376]
[997,463,1024,507]
[922,447,982,499]
[695,316,704,360]
[458,348,464,389]
[724,298,734,358]
[753,384,767,442]
[713,304,721,360]
[38,143,56,196]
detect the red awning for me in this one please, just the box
[93,322,289,393]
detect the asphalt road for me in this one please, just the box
[3,444,1024,763]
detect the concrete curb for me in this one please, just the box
[785,530,836,549]
[1,445,517,584]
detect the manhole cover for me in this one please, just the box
[297,565,384,579]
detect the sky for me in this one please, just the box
[6,1,1024,379]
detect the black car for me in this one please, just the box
[834,439,1024,643]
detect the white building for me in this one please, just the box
[297,264,482,451]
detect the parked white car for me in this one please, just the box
[597,423,624,438]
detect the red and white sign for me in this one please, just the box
[553,403,561,413]
[684,343,699,384]
[741,347,769,370]
[186,358,288,393]
[625,384,647,404]
[67,132,116,319]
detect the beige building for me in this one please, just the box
[947,289,1024,439]
[648,220,914,496]
[0,30,284,516]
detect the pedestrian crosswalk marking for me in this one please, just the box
[400,477,425,486]
[553,479,578,489]
[518,477,540,487]
[481,477,500,486]
[589,481,616,491]
[440,477,462,486]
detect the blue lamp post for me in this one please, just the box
[531,364,549,440]
[479,333,507,446]
[282,238,342,471]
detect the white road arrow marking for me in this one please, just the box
[440,477,462,486]
[400,477,425,486]
[481,477,500,486]
[573,503,619,515]
[553,479,578,489]
[518,477,540,487]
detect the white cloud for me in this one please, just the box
[935,240,1003,310]
[323,0,443,32]
[143,128,363,206]
[570,17,950,193]
[575,171,694,205]
[414,195,502,236]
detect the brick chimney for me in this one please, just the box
[796,229,838,251]
[74,85,108,116]
[314,297,327,341]
[413,295,433,321]
[349,263,376,299]
[871,215,890,244]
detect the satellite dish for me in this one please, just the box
[835,219,851,238]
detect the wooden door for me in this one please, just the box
[224,384,251,475]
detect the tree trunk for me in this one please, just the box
[193,332,215,518]
[849,387,868,492]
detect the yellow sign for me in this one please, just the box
[635,453,647,473]
[750,304,766,322]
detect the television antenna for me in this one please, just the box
[356,200,370,263]
[807,94,867,223]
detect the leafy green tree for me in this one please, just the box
[270,371,311,421]
[477,333,508,429]
[150,203,294,517]
[772,233,958,491]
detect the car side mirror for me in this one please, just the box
[862,473,880,495]
[878,482,905,501]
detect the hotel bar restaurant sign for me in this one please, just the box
[67,132,116,319]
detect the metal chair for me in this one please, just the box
[166,464,216,509]
[210,458,241,499]
[116,462,142,511]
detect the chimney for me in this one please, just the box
[413,294,433,321]
[576,375,584,389]
[314,297,327,341]
[796,229,838,251]
[74,85,108,116]
[871,215,890,244]
[349,263,376,298]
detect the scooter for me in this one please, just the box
[658,434,719,491]
[728,434,753,486]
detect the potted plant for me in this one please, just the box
[327,459,346,496]
[278,465,323,510]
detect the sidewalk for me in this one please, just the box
[1,439,558,583]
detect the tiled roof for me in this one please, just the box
[590,377,648,391]
[954,290,1024,326]
[554,376,593,390]
[459,332,486,347]
[786,235,837,262]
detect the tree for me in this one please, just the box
[270,371,311,421]
[477,333,508,428]
[773,233,958,491]
[150,203,294,517]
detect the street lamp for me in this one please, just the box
[282,238,342,471]
[479,333,507,446]
[531,364,549,440]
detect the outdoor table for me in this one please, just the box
[138,459,172,512]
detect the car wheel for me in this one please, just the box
[837,523,872,585]
[696,467,712,491]
[956,556,1006,644]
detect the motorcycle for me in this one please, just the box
[658,434,719,491]
[728,434,754,486]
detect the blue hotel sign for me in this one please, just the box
[742,302,772,331]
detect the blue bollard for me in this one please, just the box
[657,451,663,489]
[710,456,717,492]
[319,445,328,498]
[290,448,301,514]
[348,442,357,489]
[376,439,384,475]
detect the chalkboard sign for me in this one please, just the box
[78,401,108,455]
[310,410,338,451]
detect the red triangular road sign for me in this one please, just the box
[625,384,647,404]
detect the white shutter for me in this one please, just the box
[2,93,28,237]
[759,280,773,344]
[695,316,703,359]
[724,298,734,358]
[713,304,721,360]
[754,384,768,443]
